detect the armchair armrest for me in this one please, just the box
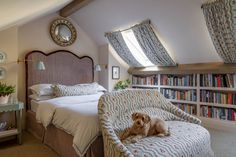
[98,101,134,157]
[158,93,201,124]
[99,117,134,157]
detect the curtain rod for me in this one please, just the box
[104,19,151,36]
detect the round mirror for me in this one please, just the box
[50,18,77,47]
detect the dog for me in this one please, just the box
[120,112,170,143]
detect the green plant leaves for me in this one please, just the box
[114,79,131,90]
[0,82,15,96]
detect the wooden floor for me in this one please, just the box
[0,132,58,157]
[0,129,236,157]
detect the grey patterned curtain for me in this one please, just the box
[105,32,141,67]
[202,0,236,63]
[132,20,176,66]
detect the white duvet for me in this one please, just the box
[36,92,104,157]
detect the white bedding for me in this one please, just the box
[30,100,40,112]
[36,92,104,156]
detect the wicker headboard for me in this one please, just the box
[25,50,94,109]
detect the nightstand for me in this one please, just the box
[0,102,24,144]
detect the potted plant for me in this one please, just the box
[114,79,131,91]
[0,82,15,105]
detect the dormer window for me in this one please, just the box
[121,30,154,67]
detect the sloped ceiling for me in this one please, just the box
[0,0,72,31]
[72,0,222,64]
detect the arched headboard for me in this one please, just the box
[25,50,94,109]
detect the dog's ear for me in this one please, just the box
[143,115,151,123]
[132,112,138,121]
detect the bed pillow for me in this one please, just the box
[29,84,53,96]
[29,94,54,101]
[96,83,107,92]
[53,84,98,97]
[75,82,107,92]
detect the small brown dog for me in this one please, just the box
[120,112,170,142]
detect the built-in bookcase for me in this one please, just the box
[172,102,197,115]
[131,73,236,130]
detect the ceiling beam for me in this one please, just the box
[60,0,92,17]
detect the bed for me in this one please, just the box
[25,50,104,157]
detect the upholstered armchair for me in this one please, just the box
[98,89,214,157]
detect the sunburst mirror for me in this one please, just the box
[50,18,77,47]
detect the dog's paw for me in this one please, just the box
[157,133,165,137]
[165,131,171,136]
[131,138,138,143]
[121,138,132,144]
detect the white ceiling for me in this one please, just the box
[0,0,72,31]
[72,0,222,64]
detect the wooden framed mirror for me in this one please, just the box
[50,18,77,47]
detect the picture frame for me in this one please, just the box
[0,51,7,63]
[112,66,120,80]
[0,67,6,79]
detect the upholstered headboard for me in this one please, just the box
[25,50,94,109]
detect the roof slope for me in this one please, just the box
[72,0,222,64]
[0,0,72,31]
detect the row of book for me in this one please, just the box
[200,74,235,88]
[132,75,158,85]
[161,89,197,101]
[200,90,236,105]
[161,74,197,86]
[200,106,236,121]
[173,103,196,115]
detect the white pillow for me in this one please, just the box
[29,94,54,101]
[76,82,107,92]
[96,84,107,92]
[29,84,53,96]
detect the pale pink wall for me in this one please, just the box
[0,27,18,128]
[108,45,130,91]
[18,12,99,103]
[98,45,109,90]
[98,44,130,92]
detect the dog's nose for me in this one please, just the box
[137,121,140,125]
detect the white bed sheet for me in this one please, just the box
[30,100,40,112]
[36,92,104,156]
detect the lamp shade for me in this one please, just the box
[36,61,45,70]
[94,64,101,72]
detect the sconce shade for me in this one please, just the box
[36,61,45,70]
[94,64,101,72]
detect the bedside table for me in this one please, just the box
[0,102,24,144]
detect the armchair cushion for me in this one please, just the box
[125,121,213,157]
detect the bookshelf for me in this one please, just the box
[131,72,236,131]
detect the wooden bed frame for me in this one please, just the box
[25,50,103,157]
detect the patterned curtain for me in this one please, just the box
[105,32,141,67]
[132,20,176,66]
[202,0,236,63]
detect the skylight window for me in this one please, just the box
[121,30,154,67]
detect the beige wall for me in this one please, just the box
[0,27,18,90]
[98,45,109,90]
[0,27,18,127]
[108,45,130,91]
[98,44,130,92]
[18,12,99,103]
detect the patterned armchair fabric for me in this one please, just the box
[98,89,214,157]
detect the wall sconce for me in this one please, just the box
[94,64,108,72]
[0,59,46,80]
[17,59,46,71]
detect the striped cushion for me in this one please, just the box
[53,83,98,97]
[125,121,213,157]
